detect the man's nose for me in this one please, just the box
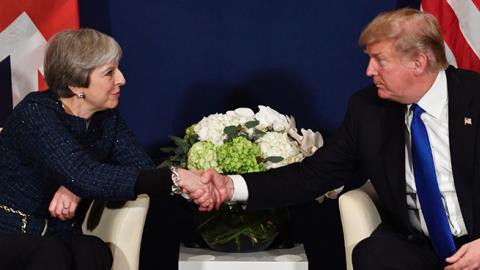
[365,60,377,77]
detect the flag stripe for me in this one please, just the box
[0,0,79,40]
[472,0,480,12]
[422,0,480,72]
[448,0,480,58]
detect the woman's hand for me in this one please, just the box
[177,169,217,211]
[48,186,81,221]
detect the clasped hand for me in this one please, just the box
[176,168,234,211]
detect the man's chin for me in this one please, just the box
[377,89,389,100]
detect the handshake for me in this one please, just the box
[176,168,236,211]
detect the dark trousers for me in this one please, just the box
[352,223,468,270]
[0,233,112,270]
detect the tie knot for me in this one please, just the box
[411,103,424,118]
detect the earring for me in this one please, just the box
[78,93,86,99]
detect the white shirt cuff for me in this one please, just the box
[228,174,249,201]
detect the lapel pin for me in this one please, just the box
[464,117,472,126]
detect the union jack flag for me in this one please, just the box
[0,0,79,126]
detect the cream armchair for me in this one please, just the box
[338,181,381,270]
[82,194,150,270]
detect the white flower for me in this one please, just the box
[225,108,255,126]
[256,132,303,169]
[194,113,232,145]
[255,105,290,132]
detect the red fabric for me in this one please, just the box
[0,0,79,97]
[0,0,79,40]
[472,0,480,12]
[422,0,480,72]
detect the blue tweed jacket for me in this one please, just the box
[0,90,154,237]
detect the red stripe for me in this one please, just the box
[0,0,79,40]
[422,0,480,72]
[472,0,480,12]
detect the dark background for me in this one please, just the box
[75,1,420,269]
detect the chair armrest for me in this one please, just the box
[339,184,381,270]
[82,194,150,270]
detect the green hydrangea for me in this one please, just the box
[217,137,264,174]
[187,141,222,173]
[184,124,197,142]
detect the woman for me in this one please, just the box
[0,28,213,270]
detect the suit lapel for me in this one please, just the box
[447,68,477,236]
[381,101,411,229]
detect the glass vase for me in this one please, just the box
[195,202,279,252]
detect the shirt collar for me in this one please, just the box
[409,70,447,119]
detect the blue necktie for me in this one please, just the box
[410,104,456,261]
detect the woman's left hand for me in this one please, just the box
[48,186,81,221]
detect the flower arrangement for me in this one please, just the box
[160,105,323,174]
[160,105,326,252]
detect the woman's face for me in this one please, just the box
[83,63,125,111]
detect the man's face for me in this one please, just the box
[365,40,417,104]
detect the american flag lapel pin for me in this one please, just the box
[464,117,472,126]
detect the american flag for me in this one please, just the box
[0,0,79,126]
[422,0,480,72]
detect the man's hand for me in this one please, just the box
[48,186,81,221]
[445,238,480,270]
[177,169,216,211]
[200,169,234,209]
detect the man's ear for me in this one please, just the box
[413,53,428,75]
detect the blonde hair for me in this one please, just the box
[359,8,448,72]
[44,28,122,97]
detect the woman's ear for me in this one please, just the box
[68,85,85,98]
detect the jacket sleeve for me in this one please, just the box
[245,95,361,210]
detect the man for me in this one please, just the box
[191,8,480,270]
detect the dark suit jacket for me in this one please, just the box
[244,66,480,240]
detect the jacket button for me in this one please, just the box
[407,234,414,240]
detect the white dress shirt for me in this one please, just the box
[405,70,467,237]
[231,70,468,237]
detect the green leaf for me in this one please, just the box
[253,129,266,138]
[159,147,176,153]
[265,156,284,163]
[174,147,184,155]
[181,143,190,154]
[158,160,172,168]
[170,136,186,147]
[188,134,199,144]
[224,125,238,137]
[245,120,259,129]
